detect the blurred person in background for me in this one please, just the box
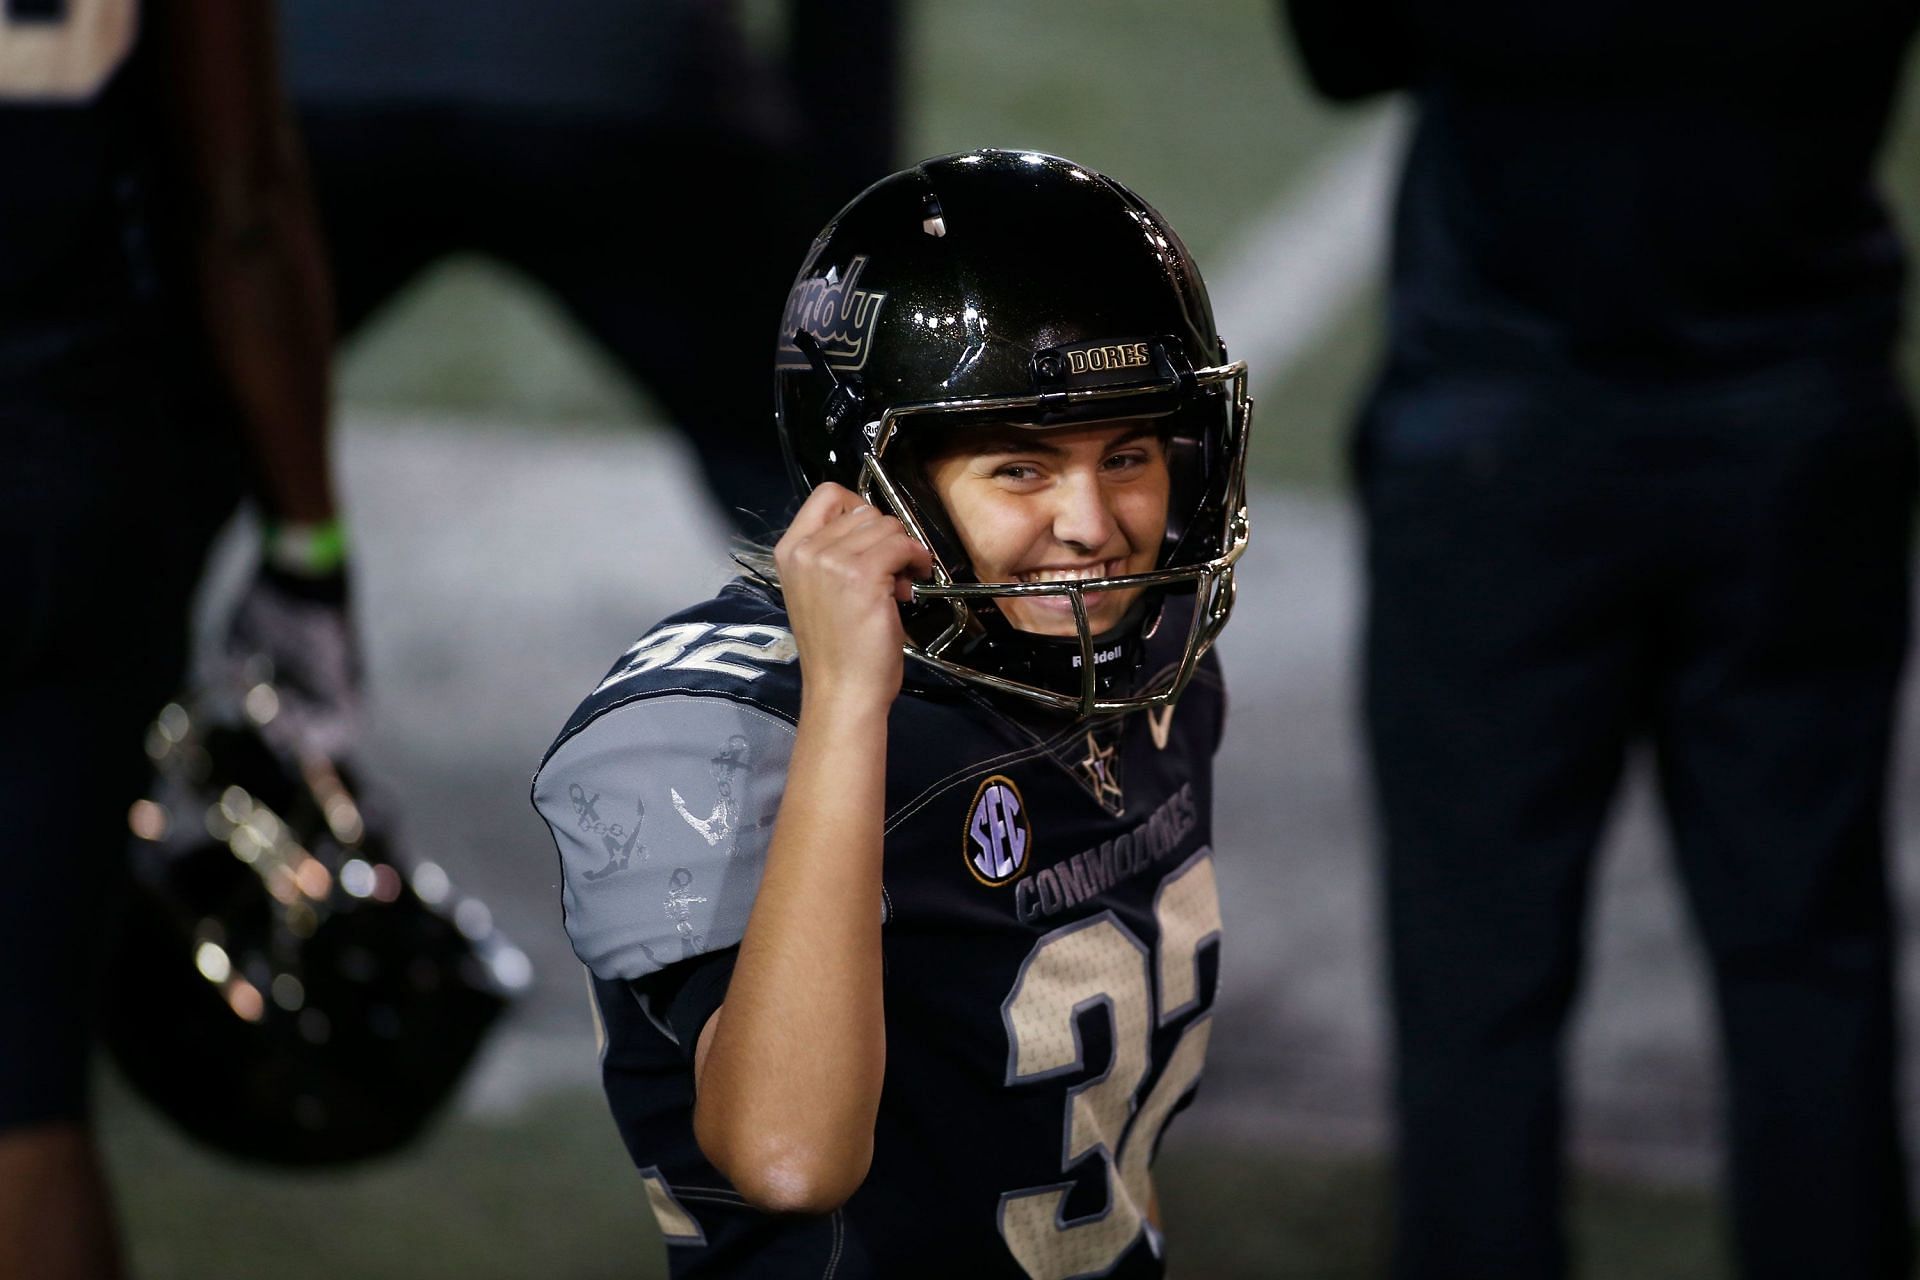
[1285,2,1919,1277]
[0,4,348,1277]
[277,0,901,535]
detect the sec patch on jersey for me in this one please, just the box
[965,774,1033,887]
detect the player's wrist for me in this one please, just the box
[263,516,348,578]
[797,677,897,730]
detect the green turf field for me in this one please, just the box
[103,1077,1735,1280]
[102,7,1920,1276]
[330,0,1362,454]
[333,4,1920,495]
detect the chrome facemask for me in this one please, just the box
[855,361,1251,717]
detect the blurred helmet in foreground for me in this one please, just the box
[105,684,532,1166]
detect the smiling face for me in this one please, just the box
[920,420,1171,637]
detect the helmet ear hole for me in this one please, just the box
[1159,386,1237,569]
[1161,437,1202,556]
[878,432,973,582]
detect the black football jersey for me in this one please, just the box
[279,0,754,123]
[1375,0,1917,376]
[0,0,171,333]
[532,578,1226,1279]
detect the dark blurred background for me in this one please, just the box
[96,2,1920,1276]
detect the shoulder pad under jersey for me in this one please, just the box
[532,581,800,980]
[547,580,802,750]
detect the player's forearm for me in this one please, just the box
[693,692,889,1213]
[194,166,337,523]
[162,1,337,524]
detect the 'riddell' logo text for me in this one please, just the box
[1070,644,1124,670]
[776,256,888,372]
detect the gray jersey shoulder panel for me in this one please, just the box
[534,693,795,980]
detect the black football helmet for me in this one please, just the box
[104,681,531,1165]
[774,149,1250,716]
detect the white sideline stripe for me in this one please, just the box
[1211,108,1404,383]
[457,1027,602,1118]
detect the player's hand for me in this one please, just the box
[224,562,362,760]
[774,483,931,714]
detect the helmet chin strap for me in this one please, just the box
[953,593,1162,711]
[868,428,1213,715]
[791,329,868,480]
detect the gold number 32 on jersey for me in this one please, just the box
[999,850,1222,1280]
[0,0,138,102]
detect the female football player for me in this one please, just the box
[534,149,1250,1279]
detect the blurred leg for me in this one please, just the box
[489,120,825,535]
[0,687,137,1280]
[1361,405,1650,1280]
[1652,410,1915,1280]
[0,651,138,1280]
[0,1125,121,1280]
[0,342,225,1280]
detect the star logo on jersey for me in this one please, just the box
[1078,732,1124,814]
[964,774,1032,886]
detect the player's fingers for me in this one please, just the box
[814,518,929,612]
[819,506,909,558]
[893,536,933,603]
[821,518,931,603]
[778,516,902,609]
[816,513,932,593]
[805,498,921,575]
[887,530,933,578]
[779,482,866,545]
[774,488,878,586]
[788,510,921,604]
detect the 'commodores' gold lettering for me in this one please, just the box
[1066,342,1151,375]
